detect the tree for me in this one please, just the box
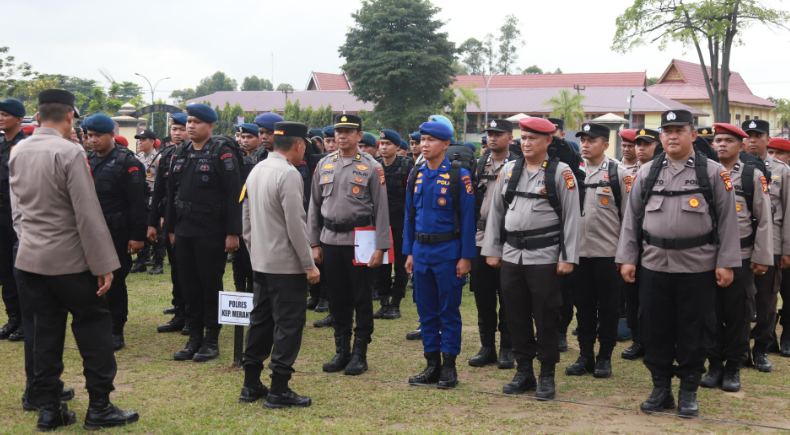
[86,87,123,116]
[497,15,525,74]
[170,89,196,105]
[0,47,37,97]
[543,89,586,130]
[772,98,790,133]
[242,76,274,91]
[276,83,294,92]
[118,82,143,101]
[451,60,468,76]
[552,68,563,74]
[523,65,543,75]
[11,77,59,113]
[482,34,496,75]
[339,0,456,133]
[459,38,487,75]
[452,85,481,138]
[613,0,789,123]
[194,71,237,98]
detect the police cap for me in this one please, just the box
[660,110,693,128]
[576,122,610,139]
[38,89,80,118]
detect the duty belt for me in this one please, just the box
[415,230,459,244]
[505,223,562,250]
[323,215,374,233]
[175,199,225,219]
[740,234,755,249]
[476,220,487,231]
[643,230,715,250]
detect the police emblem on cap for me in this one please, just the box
[667,112,677,121]
[702,129,708,134]
[341,116,347,122]
[490,120,497,128]
[750,121,757,129]
[380,132,385,138]
[640,129,646,136]
[583,124,591,132]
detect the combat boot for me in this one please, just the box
[373,297,390,319]
[0,314,20,340]
[112,334,125,352]
[721,362,741,392]
[371,288,380,301]
[23,389,75,412]
[129,262,146,274]
[753,348,773,372]
[621,334,645,360]
[163,306,176,315]
[264,374,312,409]
[384,297,402,320]
[8,325,25,342]
[37,402,76,432]
[193,328,220,362]
[558,334,568,353]
[239,367,269,403]
[781,332,790,357]
[157,307,186,333]
[469,333,497,367]
[306,295,319,311]
[497,333,515,369]
[344,337,369,376]
[677,374,701,418]
[502,358,537,394]
[323,335,351,372]
[593,356,612,379]
[315,298,329,313]
[82,396,139,430]
[565,341,595,376]
[174,339,201,361]
[700,360,724,389]
[640,374,676,413]
[147,263,164,275]
[406,325,422,341]
[437,353,458,389]
[535,364,556,400]
[408,351,442,385]
[313,313,333,328]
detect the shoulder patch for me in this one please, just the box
[760,175,769,194]
[566,178,576,190]
[323,164,335,170]
[720,171,733,191]
[376,167,385,185]
[220,153,233,161]
[623,175,634,193]
[239,184,247,203]
[562,169,573,177]
[128,166,139,173]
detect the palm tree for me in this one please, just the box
[543,89,586,130]
[772,98,790,137]
[455,84,481,138]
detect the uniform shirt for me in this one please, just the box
[579,156,632,258]
[481,156,581,265]
[0,129,26,226]
[164,138,242,238]
[242,152,314,274]
[729,160,773,264]
[764,156,790,255]
[307,150,391,249]
[623,162,639,176]
[615,154,741,273]
[377,155,414,227]
[147,144,179,227]
[476,153,515,247]
[9,127,120,276]
[402,158,477,264]
[88,146,147,241]
[136,150,160,195]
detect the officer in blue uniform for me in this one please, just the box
[404,120,476,389]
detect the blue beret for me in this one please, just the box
[185,104,218,123]
[322,125,335,137]
[481,136,487,144]
[379,129,401,145]
[83,114,116,134]
[360,132,378,148]
[420,121,453,141]
[254,112,284,131]
[236,123,259,136]
[463,142,476,153]
[450,138,461,145]
[409,132,421,142]
[428,115,454,132]
[309,128,325,139]
[399,139,409,150]
[170,113,188,126]
[0,98,25,117]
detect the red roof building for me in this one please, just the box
[452,72,647,89]
[305,72,352,91]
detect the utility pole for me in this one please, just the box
[627,90,634,129]
[573,85,586,128]
[484,73,495,125]
[134,73,170,130]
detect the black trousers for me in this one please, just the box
[136,235,165,265]
[21,270,117,405]
[0,224,19,316]
[640,267,716,379]
[176,234,227,340]
[573,257,619,357]
[780,266,790,334]
[107,233,132,335]
[308,262,328,301]
[471,246,509,347]
[708,259,752,365]
[322,244,374,341]
[372,224,407,300]
[164,233,182,307]
[752,254,780,351]
[243,273,307,378]
[500,261,561,364]
[624,278,640,335]
[558,273,574,335]
[232,241,254,293]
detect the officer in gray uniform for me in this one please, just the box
[617,110,741,418]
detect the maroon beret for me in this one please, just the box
[518,117,556,135]
[769,138,790,152]
[619,129,637,142]
[713,123,748,139]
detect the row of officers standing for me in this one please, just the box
[2,87,790,429]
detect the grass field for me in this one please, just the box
[0,263,788,434]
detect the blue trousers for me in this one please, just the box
[414,259,465,355]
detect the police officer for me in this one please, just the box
[232,123,260,294]
[700,123,772,392]
[619,129,638,172]
[397,139,409,156]
[696,126,714,146]
[254,112,283,161]
[469,119,517,369]
[404,120,476,388]
[165,104,242,362]
[566,123,632,379]
[359,132,379,158]
[372,129,413,320]
[240,121,317,409]
[480,136,488,153]
[743,119,790,372]
[323,125,338,153]
[308,114,390,376]
[85,114,147,351]
[409,132,422,162]
[771,138,790,357]
[768,137,790,165]
[0,98,26,340]
[482,117,580,400]
[149,113,187,334]
[133,129,165,275]
[310,125,336,324]
[617,110,740,418]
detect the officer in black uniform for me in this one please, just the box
[84,114,147,351]
[311,126,335,327]
[233,122,262,294]
[373,129,413,320]
[149,113,187,334]
[165,104,242,362]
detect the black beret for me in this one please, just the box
[38,89,80,118]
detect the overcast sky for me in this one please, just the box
[6,0,790,104]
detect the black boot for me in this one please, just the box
[181,325,190,336]
[8,324,25,342]
[371,287,379,301]
[406,325,422,341]
[640,374,676,413]
[147,263,164,275]
[323,335,351,373]
[344,337,369,376]
[83,396,140,430]
[384,297,402,319]
[313,313,334,328]
[157,307,186,333]
[558,334,568,353]
[193,329,220,362]
[753,348,773,372]
[502,358,537,394]
[264,374,312,409]
[163,306,176,315]
[721,362,741,392]
[315,298,329,313]
[0,314,20,340]
[112,334,125,352]
[23,389,75,412]
[781,332,790,357]
[469,333,497,367]
[373,297,390,319]
[498,348,515,369]
[37,402,76,432]
[174,338,202,361]
[677,374,700,418]
[700,360,724,389]
[536,364,556,400]
[239,367,269,403]
[565,356,595,376]
[437,353,458,389]
[306,296,319,311]
[408,351,442,385]
[621,336,645,360]
[593,356,612,379]
[129,262,147,274]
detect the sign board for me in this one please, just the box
[218,291,253,326]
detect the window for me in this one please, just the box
[631,114,645,129]
[693,116,699,126]
[746,115,751,122]
[736,114,741,125]
[754,116,759,120]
